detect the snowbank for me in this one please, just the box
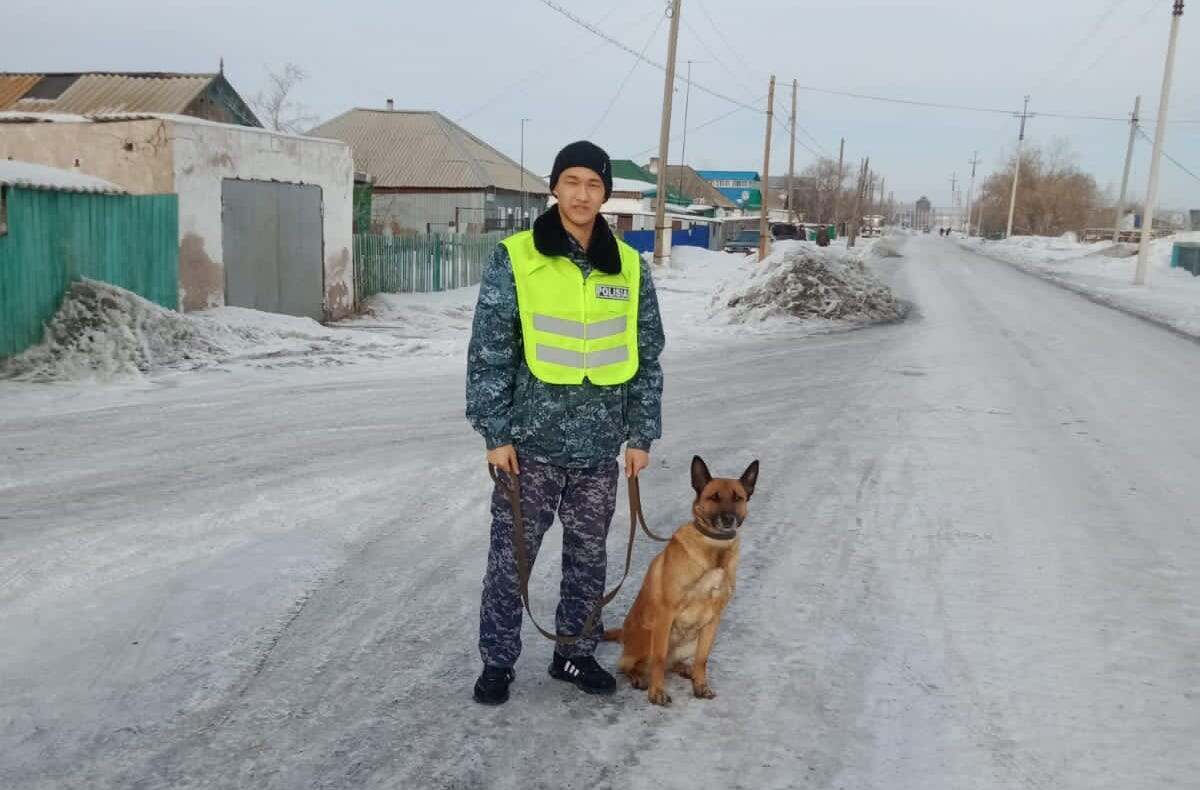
[2,239,906,384]
[958,233,1200,339]
[339,288,479,353]
[713,240,903,326]
[0,280,432,382]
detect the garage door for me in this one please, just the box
[221,179,324,319]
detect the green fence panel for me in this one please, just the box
[0,187,179,358]
[352,232,503,303]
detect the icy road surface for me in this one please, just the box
[1,236,1197,789]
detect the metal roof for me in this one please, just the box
[655,165,738,209]
[308,108,549,193]
[696,169,760,182]
[0,75,42,111]
[0,160,126,194]
[0,73,215,116]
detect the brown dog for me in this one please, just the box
[603,455,759,705]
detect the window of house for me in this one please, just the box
[0,187,8,237]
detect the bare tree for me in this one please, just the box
[251,63,319,134]
[975,139,1101,238]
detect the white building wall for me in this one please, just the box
[170,119,355,319]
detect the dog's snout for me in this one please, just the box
[718,512,738,530]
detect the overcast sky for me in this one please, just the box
[8,0,1199,210]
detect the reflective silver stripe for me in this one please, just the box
[536,344,586,368]
[536,344,630,370]
[533,314,586,339]
[588,315,627,340]
[587,346,630,368]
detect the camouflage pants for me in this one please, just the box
[479,456,619,667]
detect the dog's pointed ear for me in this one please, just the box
[739,460,759,499]
[691,455,712,494]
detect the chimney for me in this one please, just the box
[386,98,394,111]
[648,156,660,174]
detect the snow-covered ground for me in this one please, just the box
[2,238,897,386]
[2,236,1197,789]
[957,232,1200,338]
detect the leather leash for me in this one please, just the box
[488,463,671,645]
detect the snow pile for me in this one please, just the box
[873,233,907,258]
[1,279,427,382]
[714,241,903,325]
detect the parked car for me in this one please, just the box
[723,230,762,254]
[771,223,801,240]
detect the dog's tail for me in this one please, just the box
[601,627,622,643]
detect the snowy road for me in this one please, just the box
[2,236,1198,789]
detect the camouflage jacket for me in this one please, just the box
[465,233,665,468]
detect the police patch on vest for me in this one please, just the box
[596,284,630,301]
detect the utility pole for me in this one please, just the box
[677,58,708,197]
[949,172,958,232]
[758,74,776,259]
[878,176,886,220]
[787,78,798,225]
[848,157,868,248]
[1132,0,1180,283]
[966,151,981,236]
[1113,96,1142,244]
[1136,0,1184,285]
[653,0,682,266]
[834,137,845,231]
[1006,95,1033,239]
[520,117,530,230]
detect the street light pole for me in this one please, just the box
[966,151,980,236]
[520,117,530,230]
[678,59,707,197]
[1136,1,1185,285]
[653,0,682,266]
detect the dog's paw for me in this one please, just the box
[647,688,672,706]
[628,674,648,690]
[693,683,716,699]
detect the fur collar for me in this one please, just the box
[532,207,622,275]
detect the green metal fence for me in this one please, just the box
[0,187,179,358]
[353,232,503,302]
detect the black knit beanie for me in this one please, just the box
[549,140,613,200]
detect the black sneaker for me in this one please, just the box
[473,665,515,705]
[548,652,616,695]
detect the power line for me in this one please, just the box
[1033,0,1137,95]
[539,0,764,114]
[773,114,821,159]
[693,0,759,83]
[629,98,765,159]
[680,15,754,97]
[1138,126,1200,184]
[455,4,656,122]
[588,14,666,138]
[1052,0,1163,96]
[680,12,830,155]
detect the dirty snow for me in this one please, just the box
[957,232,1200,338]
[714,239,903,326]
[4,240,902,383]
[0,280,431,382]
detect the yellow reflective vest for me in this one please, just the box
[501,230,640,385]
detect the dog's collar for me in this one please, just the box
[691,518,740,542]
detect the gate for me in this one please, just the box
[671,225,710,249]
[221,179,324,320]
